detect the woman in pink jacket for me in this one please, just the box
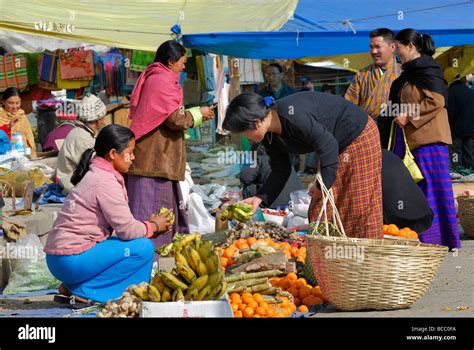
[44,124,172,303]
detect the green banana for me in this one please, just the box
[185,287,199,301]
[207,270,224,290]
[187,247,203,273]
[176,262,197,284]
[196,285,212,301]
[132,286,150,301]
[195,260,208,277]
[160,272,189,291]
[188,275,209,292]
[147,285,161,302]
[198,241,213,261]
[205,252,220,274]
[161,286,172,302]
[150,274,166,293]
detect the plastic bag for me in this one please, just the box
[3,234,60,294]
[290,190,311,218]
[187,193,216,234]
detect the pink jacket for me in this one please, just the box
[44,157,153,256]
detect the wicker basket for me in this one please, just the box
[458,195,474,238]
[306,235,447,311]
[305,173,448,311]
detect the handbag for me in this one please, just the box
[387,121,424,183]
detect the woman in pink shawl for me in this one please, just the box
[127,40,214,249]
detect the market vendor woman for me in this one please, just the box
[223,92,383,239]
[44,124,172,303]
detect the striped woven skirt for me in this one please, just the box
[308,117,383,239]
[127,175,190,251]
[394,126,460,249]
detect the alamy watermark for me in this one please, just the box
[324,243,365,263]
[0,243,42,263]
[380,101,421,120]
[217,148,257,168]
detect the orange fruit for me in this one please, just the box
[235,238,247,248]
[221,257,229,268]
[233,298,243,306]
[253,314,261,318]
[310,286,322,297]
[259,301,269,309]
[243,307,254,318]
[287,287,299,298]
[223,247,235,259]
[298,305,309,313]
[286,272,298,281]
[239,243,250,250]
[247,237,257,245]
[279,242,291,250]
[383,224,388,234]
[242,292,252,299]
[302,295,323,306]
[298,288,311,300]
[255,306,266,316]
[293,297,301,306]
[242,296,254,305]
[269,278,280,287]
[253,293,264,303]
[231,303,239,312]
[275,312,285,318]
[247,300,259,310]
[238,303,248,312]
[290,247,299,256]
[289,303,297,314]
[279,279,291,290]
[230,293,241,301]
[387,224,399,236]
[265,307,276,318]
[234,310,243,318]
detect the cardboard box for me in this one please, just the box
[140,297,233,318]
[157,257,175,273]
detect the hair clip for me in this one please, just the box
[264,96,275,108]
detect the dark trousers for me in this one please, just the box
[449,135,474,169]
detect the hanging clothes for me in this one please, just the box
[238,59,264,85]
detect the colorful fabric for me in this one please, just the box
[130,50,155,72]
[196,55,216,91]
[59,49,94,80]
[129,62,182,140]
[0,54,28,91]
[0,108,37,158]
[46,237,153,303]
[127,175,190,253]
[344,60,401,118]
[238,59,264,84]
[91,52,107,93]
[25,53,41,86]
[39,50,59,84]
[394,128,460,249]
[42,122,75,152]
[308,117,383,239]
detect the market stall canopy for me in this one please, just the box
[0,0,298,51]
[182,0,474,59]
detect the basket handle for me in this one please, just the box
[313,172,346,237]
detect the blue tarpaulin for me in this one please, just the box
[183,0,474,58]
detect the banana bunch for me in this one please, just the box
[158,207,175,226]
[220,204,254,223]
[150,237,227,302]
[157,233,201,257]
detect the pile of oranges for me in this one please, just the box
[221,238,307,269]
[230,292,296,318]
[269,273,325,308]
[383,224,418,239]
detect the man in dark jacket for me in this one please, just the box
[240,143,304,208]
[444,67,474,169]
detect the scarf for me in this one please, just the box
[129,62,183,140]
[0,107,37,158]
[389,54,448,104]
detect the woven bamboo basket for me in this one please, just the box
[457,195,474,238]
[306,235,447,311]
[305,173,448,311]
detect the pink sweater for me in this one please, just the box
[44,157,153,256]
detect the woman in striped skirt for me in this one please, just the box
[223,91,383,239]
[388,29,460,249]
